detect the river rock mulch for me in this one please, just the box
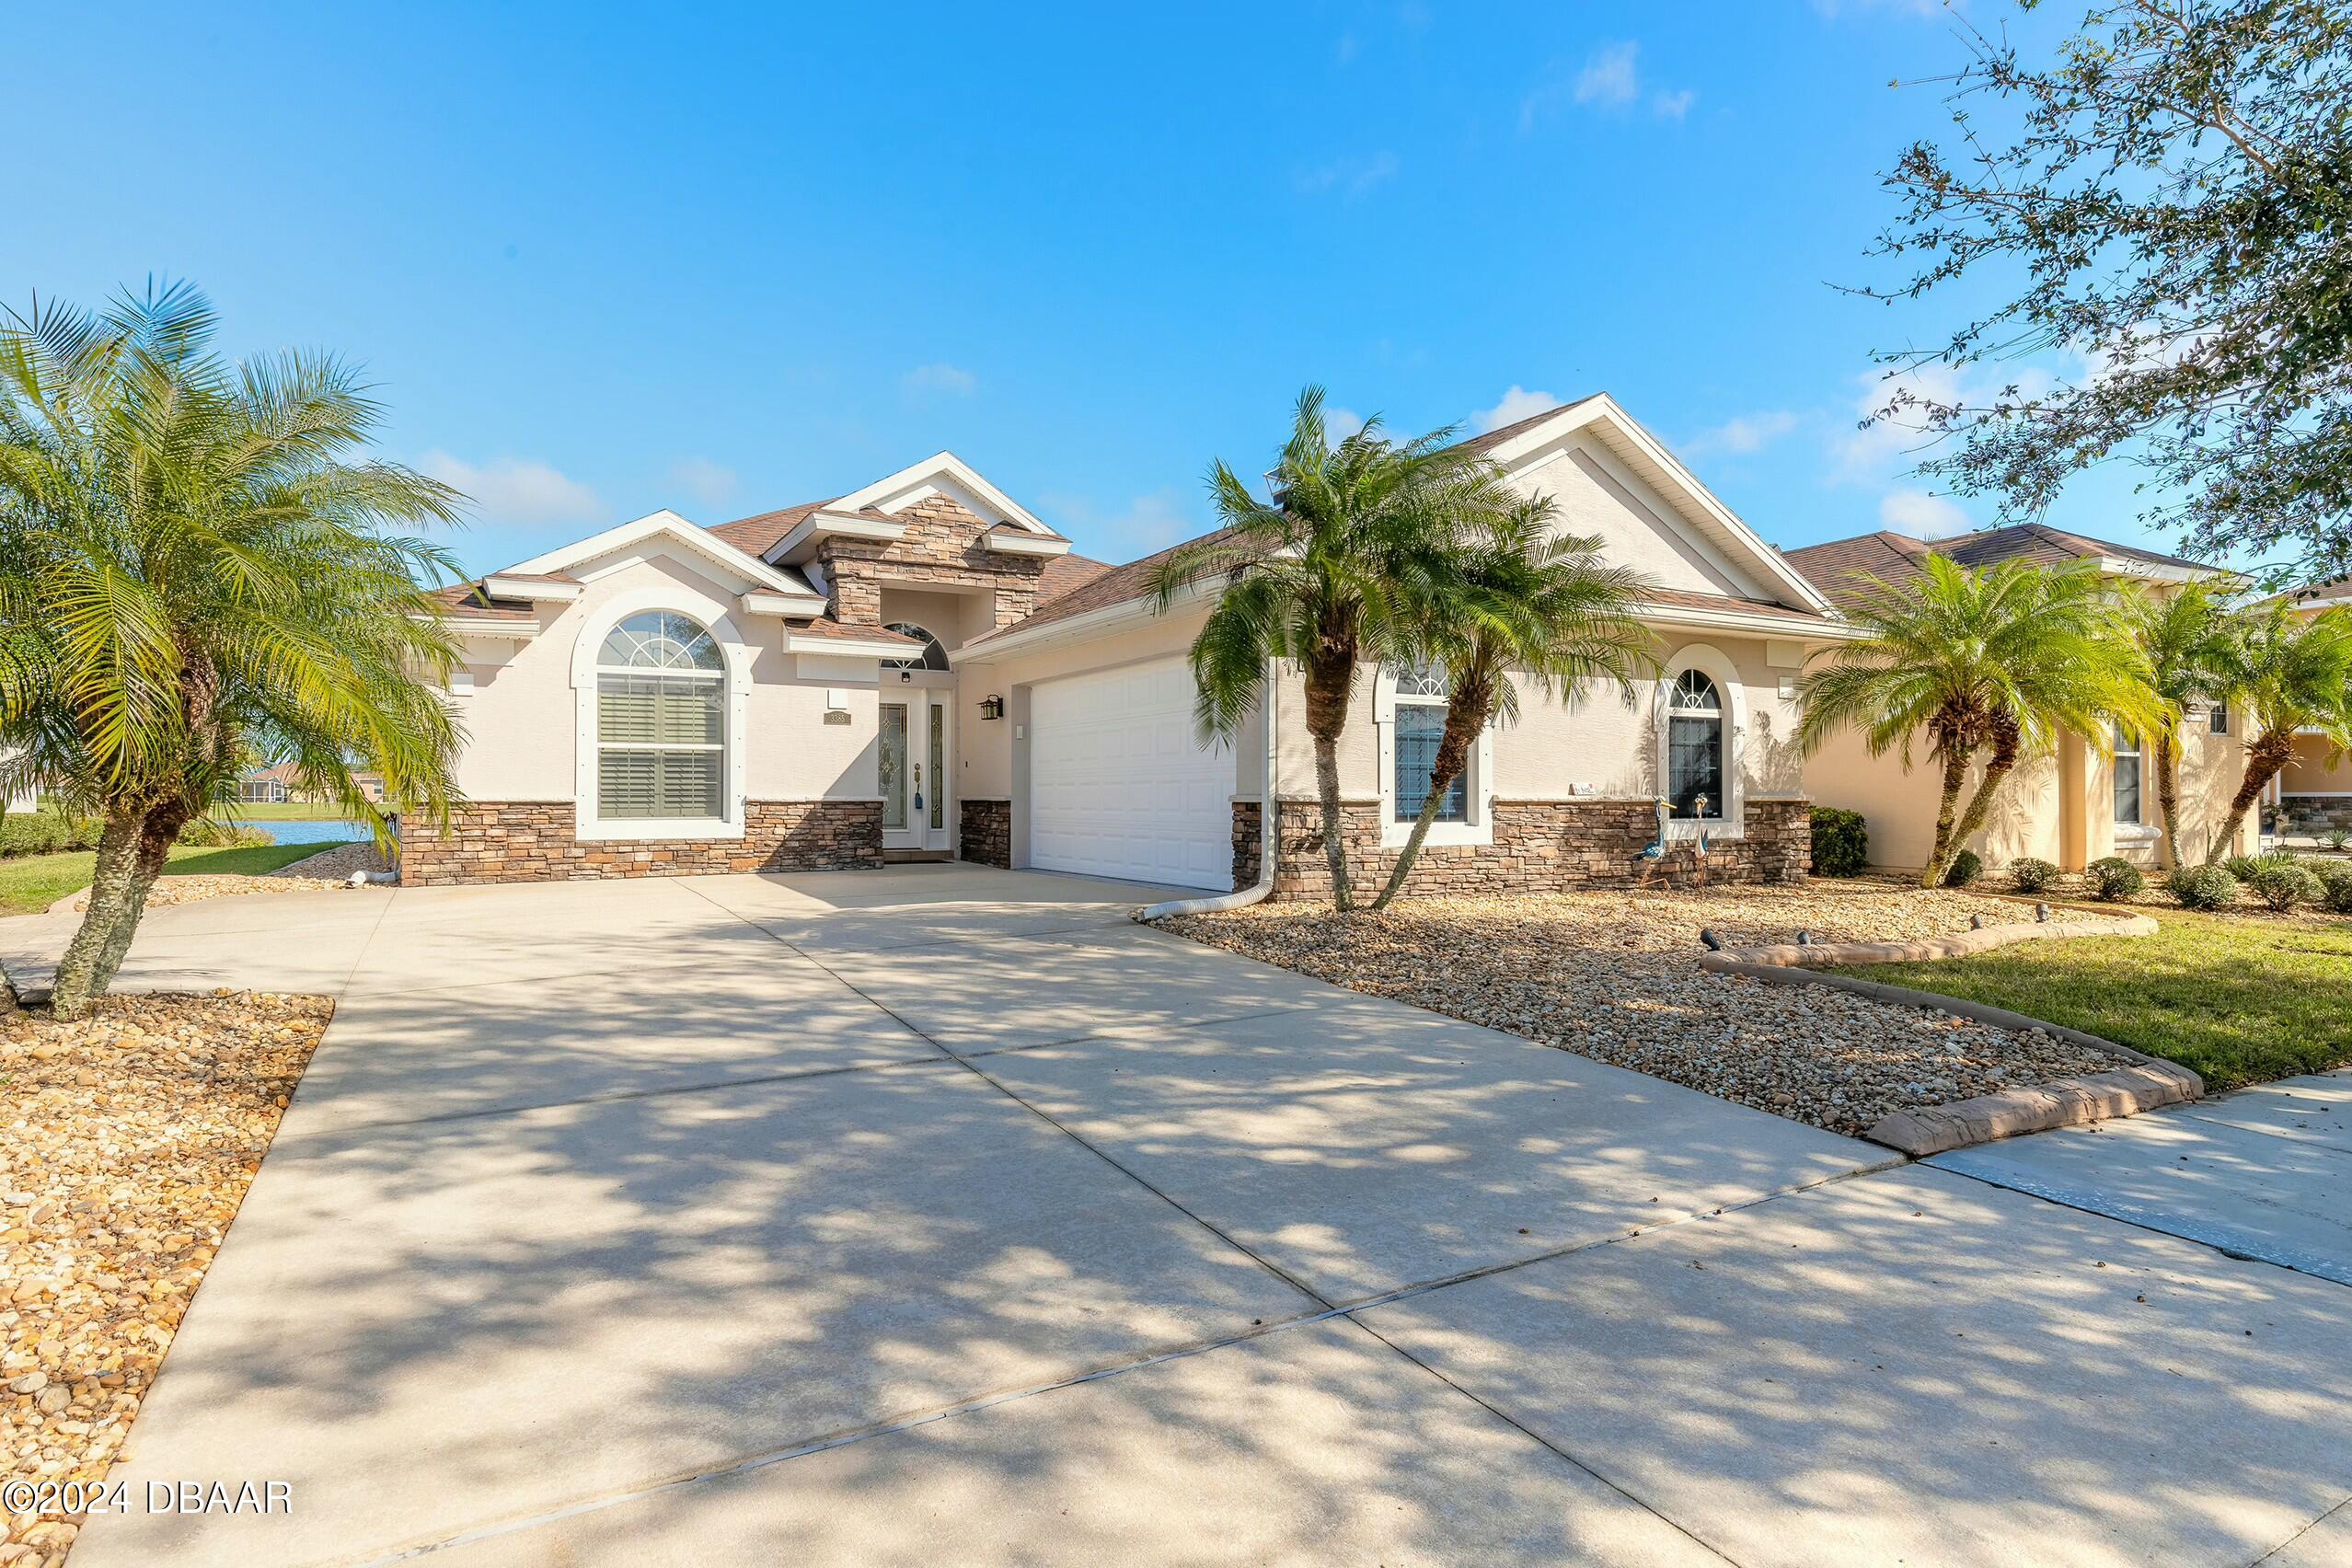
[1163,884,2137,1138]
[47,843,392,917]
[0,990,330,1565]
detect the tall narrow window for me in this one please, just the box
[1391,663,1465,823]
[596,612,724,820]
[1666,670,1724,820]
[2113,723,2142,824]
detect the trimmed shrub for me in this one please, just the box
[2167,863,2239,911]
[2312,860,2352,916]
[180,819,274,848]
[2245,861,2324,911]
[1943,848,1983,888]
[1809,806,1869,878]
[2010,857,2060,894]
[2087,856,2144,902]
[0,809,102,859]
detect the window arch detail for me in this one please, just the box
[596,612,726,821]
[882,622,950,672]
[1654,646,1745,836]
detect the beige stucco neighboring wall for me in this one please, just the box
[1803,709,2256,872]
[2285,732,2352,795]
[445,546,882,811]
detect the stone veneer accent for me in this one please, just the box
[960,797,1012,869]
[399,800,883,886]
[2283,795,2352,833]
[1252,797,1810,902]
[1231,800,1262,891]
[822,495,1049,629]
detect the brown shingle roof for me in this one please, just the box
[1638,585,1835,629]
[1035,550,1114,602]
[703,500,836,559]
[480,569,580,585]
[790,616,925,649]
[963,529,1236,650]
[428,582,538,622]
[1784,524,2218,611]
[1454,392,1607,453]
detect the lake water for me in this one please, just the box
[256,819,372,846]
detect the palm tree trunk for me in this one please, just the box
[1920,743,1972,889]
[2209,729,2295,863]
[50,810,145,1020]
[1299,651,1358,911]
[1943,716,2022,875]
[1372,695,1484,910]
[2154,732,2183,872]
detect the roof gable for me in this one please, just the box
[502,509,819,598]
[833,452,1060,536]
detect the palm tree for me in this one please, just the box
[1370,503,1656,908]
[2204,600,2352,861]
[1797,556,2155,888]
[0,282,467,1019]
[1150,386,1512,910]
[2124,582,2234,870]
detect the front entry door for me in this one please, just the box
[880,694,951,851]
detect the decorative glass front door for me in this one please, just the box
[880,703,909,833]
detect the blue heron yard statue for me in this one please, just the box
[1636,798,1671,889]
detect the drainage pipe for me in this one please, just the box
[1133,658,1278,921]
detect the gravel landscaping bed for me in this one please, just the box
[1163,884,2138,1138]
[0,991,330,1564]
[46,843,391,917]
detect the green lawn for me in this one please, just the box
[0,842,329,917]
[1829,909,2352,1092]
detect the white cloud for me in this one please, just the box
[1574,41,1641,107]
[669,456,737,510]
[418,450,601,527]
[1324,406,1367,444]
[1521,42,1695,131]
[1470,386,1562,435]
[1039,487,1198,559]
[1878,488,1977,539]
[1296,151,1399,198]
[901,362,976,398]
[1688,409,1801,456]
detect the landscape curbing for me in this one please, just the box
[1701,914,2157,971]
[1705,957,2202,1156]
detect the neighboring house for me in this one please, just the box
[1786,525,2258,871]
[403,398,1846,894]
[239,763,296,804]
[2274,574,2352,832]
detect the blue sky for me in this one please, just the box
[9,0,2156,580]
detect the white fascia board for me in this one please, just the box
[1635,601,1860,641]
[1484,396,1840,617]
[783,631,922,659]
[502,510,813,596]
[740,589,831,618]
[2098,556,2231,585]
[481,574,582,602]
[952,581,1214,666]
[430,616,539,640]
[983,532,1073,558]
[767,510,908,562]
[833,451,1055,535]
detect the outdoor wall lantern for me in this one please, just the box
[979,694,1005,721]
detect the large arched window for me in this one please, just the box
[596,612,724,820]
[1666,668,1724,821]
[882,622,949,672]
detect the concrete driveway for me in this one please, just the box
[10,866,2347,1567]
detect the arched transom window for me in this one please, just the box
[596,612,724,820]
[882,622,950,672]
[1666,668,1724,821]
[1390,662,1465,823]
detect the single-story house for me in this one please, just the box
[403,396,1848,892]
[239,763,296,804]
[1785,525,2259,871]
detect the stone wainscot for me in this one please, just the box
[399,801,883,886]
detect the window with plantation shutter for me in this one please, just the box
[595,612,725,821]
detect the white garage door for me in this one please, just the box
[1030,657,1233,890]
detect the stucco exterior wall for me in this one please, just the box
[444,546,881,810]
[1501,439,1771,600]
[2285,732,2352,795]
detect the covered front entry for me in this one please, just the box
[1029,656,1231,889]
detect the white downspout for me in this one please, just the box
[1134,658,1279,920]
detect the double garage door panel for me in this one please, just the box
[1031,659,1233,890]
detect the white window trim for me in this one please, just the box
[1373,667,1493,849]
[2113,723,2144,827]
[1654,644,1746,840]
[571,585,753,841]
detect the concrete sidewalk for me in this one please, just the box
[16,866,2346,1567]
